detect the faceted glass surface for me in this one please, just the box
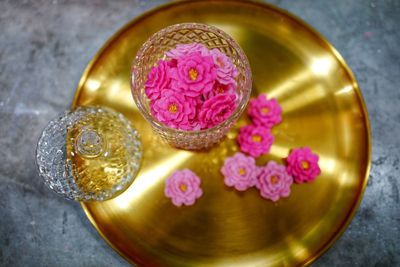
[36,106,142,201]
[131,23,252,150]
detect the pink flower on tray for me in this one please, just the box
[151,89,197,130]
[165,169,203,207]
[166,43,209,59]
[256,161,293,202]
[144,60,172,100]
[210,48,238,85]
[220,152,258,191]
[286,147,321,183]
[198,93,237,129]
[237,125,274,158]
[170,52,217,97]
[248,94,282,128]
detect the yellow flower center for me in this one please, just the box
[270,175,279,185]
[217,86,225,94]
[251,135,262,143]
[168,103,177,114]
[217,58,225,68]
[261,107,269,114]
[189,68,198,81]
[238,168,246,176]
[301,160,310,170]
[179,183,187,192]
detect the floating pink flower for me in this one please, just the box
[248,94,282,128]
[204,81,237,100]
[286,147,321,183]
[165,169,203,207]
[210,48,238,85]
[198,93,237,129]
[166,43,209,59]
[220,152,258,191]
[151,89,197,130]
[170,52,217,97]
[144,60,172,100]
[237,125,274,158]
[256,161,293,202]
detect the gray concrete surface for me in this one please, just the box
[0,0,399,266]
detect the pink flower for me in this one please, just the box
[256,161,293,202]
[144,60,172,100]
[248,94,282,128]
[166,43,209,59]
[210,48,238,85]
[151,89,197,130]
[164,169,203,207]
[237,125,274,157]
[203,81,237,100]
[170,52,217,97]
[198,93,237,129]
[286,147,321,183]
[220,152,258,191]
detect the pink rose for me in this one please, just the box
[203,81,237,100]
[170,52,217,97]
[237,124,274,158]
[221,152,258,191]
[198,93,237,129]
[210,48,238,85]
[165,169,203,207]
[248,94,282,128]
[256,161,293,202]
[286,147,321,183]
[151,89,197,130]
[144,60,172,100]
[166,43,209,59]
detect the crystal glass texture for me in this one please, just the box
[36,106,142,201]
[131,23,252,150]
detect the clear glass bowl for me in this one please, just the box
[131,23,252,150]
[36,106,142,201]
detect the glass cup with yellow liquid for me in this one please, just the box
[36,106,142,201]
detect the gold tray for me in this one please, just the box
[72,1,371,266]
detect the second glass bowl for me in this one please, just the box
[131,23,252,150]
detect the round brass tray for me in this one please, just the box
[72,1,371,266]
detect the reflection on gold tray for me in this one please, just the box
[72,1,371,266]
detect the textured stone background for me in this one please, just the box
[0,0,399,266]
